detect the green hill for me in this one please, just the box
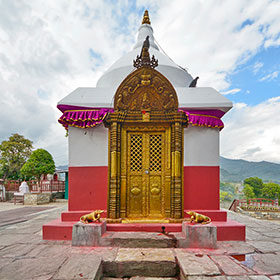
[220,157,280,183]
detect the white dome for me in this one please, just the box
[96,23,193,89]
[58,11,232,113]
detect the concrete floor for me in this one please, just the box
[0,201,279,279]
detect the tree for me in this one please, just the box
[0,134,33,179]
[220,182,238,196]
[262,182,280,200]
[243,184,255,199]
[220,191,233,202]
[21,149,55,188]
[244,177,264,197]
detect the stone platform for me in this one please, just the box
[24,192,51,205]
[43,209,246,241]
[1,202,280,279]
[71,221,217,248]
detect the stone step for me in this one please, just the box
[103,278,177,280]
[106,223,182,232]
[176,250,221,279]
[52,254,102,280]
[103,248,178,278]
[102,231,180,248]
[72,222,217,248]
[129,278,177,280]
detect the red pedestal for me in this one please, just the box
[43,164,245,242]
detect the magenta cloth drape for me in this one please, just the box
[57,106,224,130]
[58,108,114,129]
[179,109,225,130]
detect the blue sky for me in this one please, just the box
[0,0,279,164]
[226,46,280,105]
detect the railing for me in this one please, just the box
[230,198,279,212]
[31,180,65,193]
[3,180,65,193]
[3,180,21,192]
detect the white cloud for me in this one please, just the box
[221,97,280,163]
[0,0,280,165]
[149,0,280,91]
[259,71,279,81]
[268,96,280,102]
[221,88,241,95]
[0,0,139,165]
[253,62,264,74]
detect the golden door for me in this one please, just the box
[124,129,168,220]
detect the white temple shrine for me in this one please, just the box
[43,11,245,241]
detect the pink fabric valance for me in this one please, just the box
[58,108,114,130]
[57,106,225,130]
[179,109,225,130]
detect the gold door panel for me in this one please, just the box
[128,134,144,218]
[148,134,163,217]
[125,128,167,220]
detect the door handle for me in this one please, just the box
[145,169,149,174]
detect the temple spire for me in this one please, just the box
[142,10,151,25]
[133,9,158,50]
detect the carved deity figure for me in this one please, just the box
[80,210,104,223]
[187,211,211,224]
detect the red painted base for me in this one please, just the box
[43,219,75,240]
[42,219,245,241]
[67,166,221,212]
[43,165,245,242]
[213,220,246,241]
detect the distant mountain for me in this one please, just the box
[220,157,280,183]
[56,165,68,171]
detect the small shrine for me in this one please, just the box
[43,11,245,241]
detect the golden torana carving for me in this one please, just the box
[114,67,178,112]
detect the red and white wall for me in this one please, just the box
[67,124,220,212]
[68,125,108,211]
[183,126,220,210]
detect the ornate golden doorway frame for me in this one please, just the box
[105,47,188,222]
[105,111,187,223]
[121,125,170,221]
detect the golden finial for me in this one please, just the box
[142,10,151,25]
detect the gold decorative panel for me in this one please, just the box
[149,134,162,172]
[114,67,178,112]
[129,134,143,172]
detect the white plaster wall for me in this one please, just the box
[184,126,220,166]
[68,125,108,167]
